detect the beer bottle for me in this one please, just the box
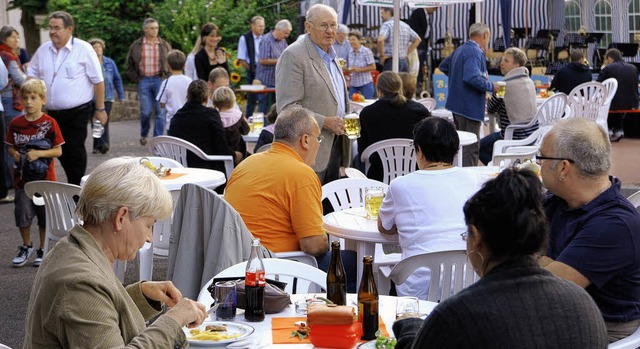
[358,255,379,340]
[244,238,265,322]
[326,240,347,306]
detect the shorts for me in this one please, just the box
[14,188,46,229]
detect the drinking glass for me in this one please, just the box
[395,296,419,320]
[252,112,264,131]
[495,81,506,98]
[345,113,361,139]
[365,187,384,220]
[214,281,237,320]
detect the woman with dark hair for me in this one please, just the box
[378,117,482,299]
[357,71,430,181]
[194,23,229,81]
[392,168,609,348]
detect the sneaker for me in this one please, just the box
[33,249,44,267]
[610,130,624,143]
[12,245,34,267]
[0,194,14,204]
[140,137,148,146]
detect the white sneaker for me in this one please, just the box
[33,249,44,267]
[12,245,34,267]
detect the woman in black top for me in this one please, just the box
[194,23,229,81]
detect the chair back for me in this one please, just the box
[627,190,640,210]
[24,181,82,255]
[491,147,539,168]
[322,178,388,212]
[567,82,608,123]
[388,250,478,302]
[536,92,568,127]
[360,138,417,184]
[416,98,436,112]
[344,167,368,179]
[148,135,234,179]
[598,78,618,133]
[197,259,328,305]
[608,324,640,349]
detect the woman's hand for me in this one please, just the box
[140,281,182,307]
[165,298,207,328]
[215,48,227,64]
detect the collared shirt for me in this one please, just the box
[27,36,104,110]
[255,31,288,87]
[237,33,263,66]
[140,37,160,77]
[379,19,420,58]
[332,39,351,60]
[313,44,346,117]
[347,46,375,87]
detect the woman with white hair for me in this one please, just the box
[23,158,207,348]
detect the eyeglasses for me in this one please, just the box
[313,22,338,32]
[48,26,65,32]
[535,152,575,164]
[307,133,324,143]
[460,231,468,241]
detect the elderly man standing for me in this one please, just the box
[439,23,497,166]
[126,18,171,146]
[255,19,292,114]
[539,118,640,343]
[237,16,265,117]
[377,7,421,73]
[479,47,537,165]
[597,48,640,142]
[27,11,105,185]
[276,4,347,184]
[333,24,351,60]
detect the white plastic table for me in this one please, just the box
[81,166,226,191]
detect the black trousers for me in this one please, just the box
[0,111,7,198]
[48,102,93,185]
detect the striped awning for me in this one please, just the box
[356,0,484,8]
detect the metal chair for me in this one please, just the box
[360,138,417,185]
[197,258,328,305]
[148,135,234,179]
[416,97,436,112]
[599,78,618,133]
[567,81,608,123]
[378,250,478,302]
[322,178,388,212]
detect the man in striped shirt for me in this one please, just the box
[479,47,537,165]
[256,19,291,114]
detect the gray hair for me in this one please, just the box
[469,23,489,38]
[275,19,292,31]
[251,16,265,25]
[88,38,105,49]
[143,18,158,29]
[50,11,74,28]
[0,26,19,44]
[338,24,349,34]
[208,67,229,84]
[549,118,611,178]
[77,158,172,225]
[306,4,338,24]
[274,106,318,144]
[504,47,527,67]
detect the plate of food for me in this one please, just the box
[184,321,254,347]
[240,84,266,91]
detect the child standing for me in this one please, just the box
[6,79,64,267]
[157,49,192,133]
[212,86,249,162]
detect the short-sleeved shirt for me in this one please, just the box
[545,177,640,322]
[379,20,419,58]
[347,47,375,88]
[255,32,288,87]
[157,74,192,129]
[224,142,325,252]
[5,113,65,188]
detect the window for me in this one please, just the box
[564,0,581,33]
[630,0,640,42]
[595,0,612,48]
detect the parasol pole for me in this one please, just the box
[393,0,401,72]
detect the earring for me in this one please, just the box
[558,176,565,182]
[466,250,485,273]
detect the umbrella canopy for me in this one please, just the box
[356,0,484,72]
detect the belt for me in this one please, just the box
[48,101,93,114]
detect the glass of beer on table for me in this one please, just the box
[344,113,361,139]
[365,187,385,219]
[251,112,264,131]
[495,81,506,98]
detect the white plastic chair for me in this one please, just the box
[322,178,388,212]
[344,167,368,179]
[148,135,234,179]
[417,97,436,112]
[608,325,640,349]
[535,92,569,127]
[196,258,328,305]
[598,78,618,133]
[24,181,82,255]
[490,126,552,166]
[567,81,608,123]
[137,156,184,169]
[378,250,478,302]
[627,190,640,210]
[360,138,417,185]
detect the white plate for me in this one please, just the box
[240,85,266,91]
[358,340,377,348]
[184,321,254,347]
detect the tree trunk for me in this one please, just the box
[20,11,41,57]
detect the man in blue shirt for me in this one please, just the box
[439,23,497,166]
[539,118,640,343]
[237,16,265,117]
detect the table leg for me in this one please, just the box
[355,242,375,290]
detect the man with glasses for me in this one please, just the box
[538,118,640,343]
[276,4,347,185]
[27,11,105,185]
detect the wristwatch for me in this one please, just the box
[96,108,106,112]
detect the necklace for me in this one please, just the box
[423,162,453,169]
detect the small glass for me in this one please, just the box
[365,187,384,220]
[344,113,361,139]
[495,81,506,98]
[214,281,237,320]
[396,296,419,320]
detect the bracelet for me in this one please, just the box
[96,108,106,112]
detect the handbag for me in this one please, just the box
[208,277,291,314]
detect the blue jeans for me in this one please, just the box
[138,76,164,138]
[316,249,358,293]
[383,58,408,72]
[245,72,257,117]
[2,96,23,188]
[349,82,375,100]
[479,131,503,165]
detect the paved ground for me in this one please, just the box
[0,119,638,348]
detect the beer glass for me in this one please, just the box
[214,281,237,320]
[344,113,361,139]
[252,112,264,131]
[495,81,506,98]
[395,296,419,320]
[365,187,384,219]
